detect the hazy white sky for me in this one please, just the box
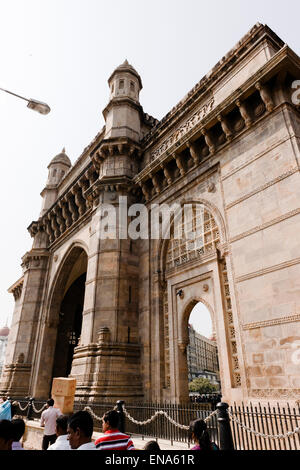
[1,0,300,329]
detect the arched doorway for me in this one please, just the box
[52,273,86,379]
[187,301,221,400]
[161,202,241,402]
[32,245,88,398]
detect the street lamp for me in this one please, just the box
[0,86,50,115]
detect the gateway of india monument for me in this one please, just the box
[1,23,300,406]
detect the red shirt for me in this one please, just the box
[95,429,135,450]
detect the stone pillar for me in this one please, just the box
[70,186,143,402]
[0,249,49,397]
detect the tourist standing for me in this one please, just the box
[40,398,62,450]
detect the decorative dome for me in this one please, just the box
[115,59,138,75]
[108,59,142,89]
[0,326,9,337]
[48,148,71,168]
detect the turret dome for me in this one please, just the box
[108,59,143,90]
[48,148,71,168]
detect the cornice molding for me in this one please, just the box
[236,255,300,284]
[225,167,299,210]
[243,313,300,330]
[230,207,300,244]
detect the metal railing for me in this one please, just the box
[119,401,218,445]
[9,397,300,450]
[230,402,300,450]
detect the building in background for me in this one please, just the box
[187,324,220,389]
[0,326,10,377]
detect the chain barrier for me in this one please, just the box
[122,404,218,431]
[83,406,103,422]
[15,401,29,412]
[227,409,300,440]
[31,402,47,414]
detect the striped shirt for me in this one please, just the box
[95,430,135,450]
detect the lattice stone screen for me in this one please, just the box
[165,206,220,271]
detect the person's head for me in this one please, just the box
[0,420,14,450]
[143,440,161,451]
[56,415,68,437]
[102,410,119,432]
[67,411,93,449]
[46,398,54,408]
[11,419,25,442]
[189,419,212,451]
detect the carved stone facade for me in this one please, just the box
[2,24,300,404]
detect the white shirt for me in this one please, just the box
[77,442,96,450]
[48,434,71,450]
[40,406,62,436]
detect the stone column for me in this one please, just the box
[70,186,143,402]
[0,249,49,397]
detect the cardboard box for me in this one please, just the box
[51,377,76,397]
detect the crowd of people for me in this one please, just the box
[0,397,219,451]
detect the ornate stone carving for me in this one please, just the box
[243,313,300,330]
[174,154,186,177]
[217,114,233,140]
[187,142,200,165]
[50,212,60,239]
[255,81,274,112]
[67,195,78,223]
[202,129,216,154]
[207,182,216,193]
[59,198,73,229]
[151,97,215,161]
[161,164,172,186]
[236,99,252,127]
[151,172,161,194]
[72,185,86,217]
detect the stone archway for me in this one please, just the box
[159,202,241,403]
[32,245,88,398]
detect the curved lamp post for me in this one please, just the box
[0,86,50,115]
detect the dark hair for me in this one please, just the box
[47,399,54,407]
[0,420,14,441]
[68,411,93,438]
[143,440,161,451]
[56,415,68,434]
[11,419,25,442]
[103,410,119,429]
[189,419,212,451]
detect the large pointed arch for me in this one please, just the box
[46,241,89,326]
[158,198,227,276]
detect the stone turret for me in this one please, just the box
[103,60,143,142]
[40,148,71,217]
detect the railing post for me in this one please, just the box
[27,397,34,421]
[116,400,125,433]
[216,402,234,450]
